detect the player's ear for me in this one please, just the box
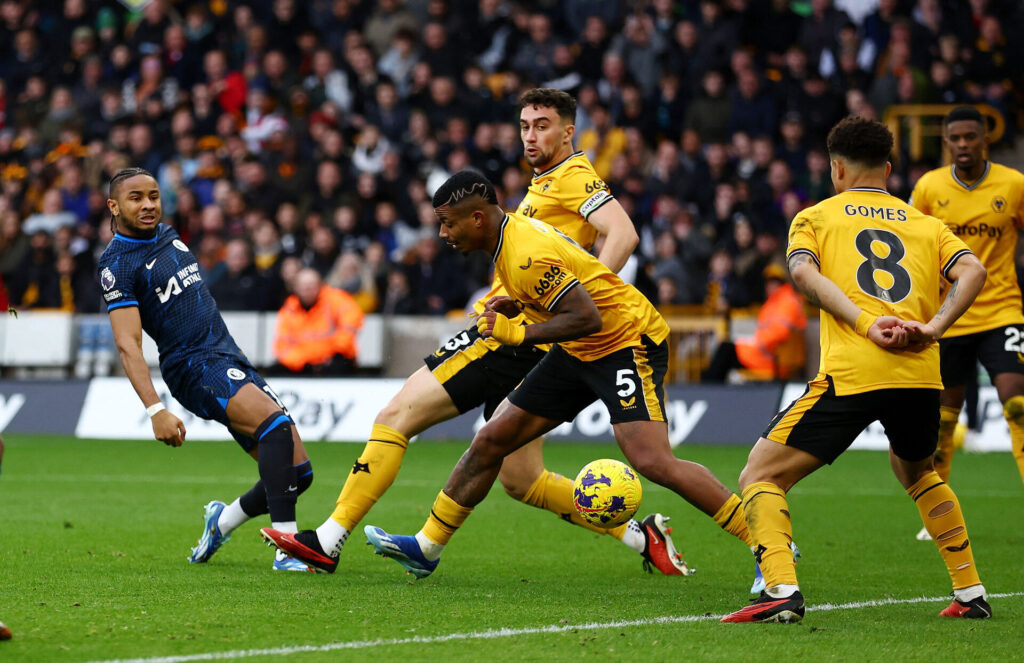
[107,198,119,217]
[884,162,892,179]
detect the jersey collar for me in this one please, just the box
[113,230,159,243]
[950,161,990,191]
[492,214,510,263]
[532,151,584,180]
[847,187,891,195]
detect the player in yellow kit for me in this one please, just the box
[722,117,990,623]
[909,107,1024,530]
[261,90,724,576]
[362,170,759,578]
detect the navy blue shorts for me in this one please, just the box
[164,353,285,451]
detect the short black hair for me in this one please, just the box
[518,88,576,124]
[108,167,156,199]
[944,106,985,129]
[826,116,893,168]
[431,170,498,209]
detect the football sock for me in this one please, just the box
[239,480,269,517]
[255,412,298,524]
[316,517,350,558]
[1001,396,1024,484]
[934,405,960,482]
[330,424,408,531]
[954,583,986,603]
[741,482,798,588]
[273,521,298,534]
[713,492,754,547]
[765,584,799,599]
[218,498,251,536]
[907,472,981,590]
[619,519,646,552]
[520,469,628,538]
[421,490,473,551]
[294,460,313,494]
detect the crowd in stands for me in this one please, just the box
[0,0,1022,328]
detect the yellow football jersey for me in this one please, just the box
[909,161,1024,336]
[788,187,972,395]
[472,151,613,316]
[494,212,667,361]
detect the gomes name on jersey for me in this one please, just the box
[844,204,908,222]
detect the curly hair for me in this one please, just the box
[518,88,577,124]
[826,116,893,168]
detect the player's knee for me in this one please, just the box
[295,459,313,495]
[469,428,509,468]
[627,452,670,486]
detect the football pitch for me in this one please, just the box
[0,435,1021,662]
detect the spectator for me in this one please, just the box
[273,267,364,375]
[208,238,274,311]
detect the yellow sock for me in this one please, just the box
[712,492,754,547]
[330,424,408,531]
[1003,396,1024,485]
[934,405,960,483]
[741,482,797,588]
[908,472,981,590]
[521,470,627,537]
[422,490,474,545]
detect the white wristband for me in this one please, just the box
[146,402,166,418]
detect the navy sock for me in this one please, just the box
[255,413,297,523]
[295,459,313,495]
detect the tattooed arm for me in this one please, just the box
[788,252,909,348]
[902,254,986,344]
[788,252,863,329]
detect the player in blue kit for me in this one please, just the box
[98,168,314,571]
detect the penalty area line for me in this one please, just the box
[84,592,1024,663]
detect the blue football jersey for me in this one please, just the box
[97,224,244,377]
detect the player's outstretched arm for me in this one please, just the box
[903,253,987,345]
[588,200,639,273]
[109,307,186,447]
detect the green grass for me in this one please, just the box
[0,435,1021,662]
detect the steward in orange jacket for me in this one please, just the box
[274,268,364,374]
[734,273,807,376]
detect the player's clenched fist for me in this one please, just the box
[476,311,526,346]
[152,410,187,447]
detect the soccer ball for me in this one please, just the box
[572,459,643,528]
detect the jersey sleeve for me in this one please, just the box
[936,222,973,280]
[908,177,930,214]
[786,210,820,266]
[98,254,139,312]
[558,165,614,220]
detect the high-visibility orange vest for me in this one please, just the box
[735,283,806,376]
[274,285,365,371]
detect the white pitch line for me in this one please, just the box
[84,591,1023,663]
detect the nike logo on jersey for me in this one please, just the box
[519,257,532,270]
[286,485,298,493]
[145,259,157,270]
[937,199,949,207]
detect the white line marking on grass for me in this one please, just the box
[83,592,1023,663]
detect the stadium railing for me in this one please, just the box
[883,103,1004,165]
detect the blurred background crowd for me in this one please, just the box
[0,0,1022,322]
